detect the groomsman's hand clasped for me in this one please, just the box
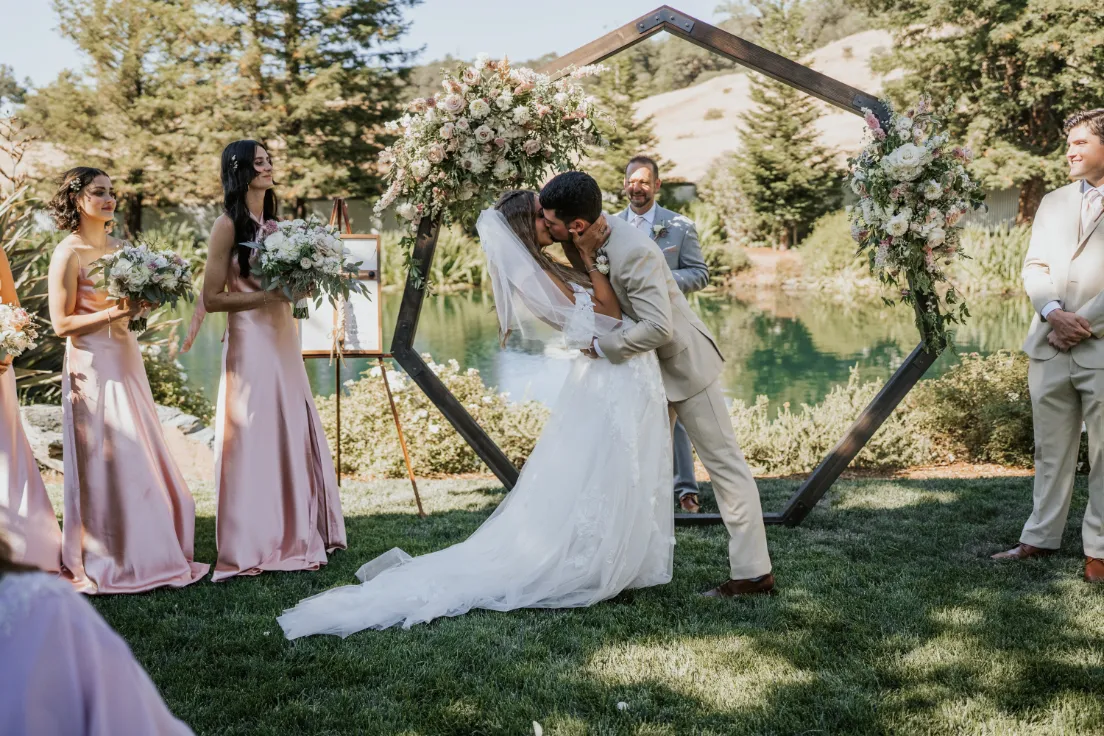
[1047,309,1093,350]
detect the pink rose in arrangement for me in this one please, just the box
[523,139,542,156]
[426,143,446,164]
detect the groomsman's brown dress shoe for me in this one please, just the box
[990,543,1057,560]
[1086,557,1104,583]
[702,573,775,597]
[679,493,701,513]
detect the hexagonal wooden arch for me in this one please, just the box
[389,5,940,527]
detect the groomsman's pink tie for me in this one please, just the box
[1083,187,1103,235]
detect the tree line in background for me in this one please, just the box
[7,0,1102,248]
[19,0,419,235]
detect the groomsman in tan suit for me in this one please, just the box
[540,171,775,596]
[993,109,1104,584]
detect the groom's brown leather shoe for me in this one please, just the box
[991,543,1057,560]
[678,493,701,513]
[702,573,775,597]
[1086,557,1104,583]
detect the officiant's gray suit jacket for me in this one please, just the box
[616,205,709,294]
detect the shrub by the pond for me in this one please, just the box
[684,200,751,286]
[142,345,214,424]
[319,357,548,478]
[730,367,932,476]
[325,352,1056,477]
[909,350,1035,467]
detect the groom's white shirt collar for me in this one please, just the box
[628,200,659,227]
[1082,179,1104,197]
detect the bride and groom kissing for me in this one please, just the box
[278,171,774,639]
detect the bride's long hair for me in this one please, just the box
[494,190,591,289]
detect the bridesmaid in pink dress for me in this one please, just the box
[46,168,209,594]
[192,140,345,581]
[0,533,195,735]
[0,248,61,572]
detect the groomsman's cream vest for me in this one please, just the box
[1023,181,1104,368]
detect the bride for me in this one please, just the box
[278,190,674,638]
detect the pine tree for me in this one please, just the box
[731,0,842,249]
[588,51,666,212]
[858,0,1104,223]
[210,0,418,216]
[24,1,218,235]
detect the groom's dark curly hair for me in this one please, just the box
[539,171,602,225]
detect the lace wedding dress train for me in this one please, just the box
[278,288,674,637]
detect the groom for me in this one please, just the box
[540,171,775,596]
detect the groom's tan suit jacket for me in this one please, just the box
[593,215,771,579]
[595,216,724,402]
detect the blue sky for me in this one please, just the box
[1,1,727,88]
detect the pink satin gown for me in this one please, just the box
[210,254,346,581]
[0,369,61,572]
[60,267,209,594]
[1,572,195,735]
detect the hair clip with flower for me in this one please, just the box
[69,178,83,192]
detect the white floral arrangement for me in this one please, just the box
[0,303,39,359]
[374,54,608,288]
[95,242,194,332]
[245,216,366,319]
[847,98,985,352]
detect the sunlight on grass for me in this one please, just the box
[584,636,812,711]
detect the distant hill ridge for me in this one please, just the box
[634,29,897,182]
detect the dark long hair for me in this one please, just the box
[494,190,590,288]
[220,140,277,278]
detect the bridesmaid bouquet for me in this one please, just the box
[0,303,39,359]
[97,242,195,332]
[246,216,365,319]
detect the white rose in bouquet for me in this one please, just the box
[887,210,912,237]
[881,143,931,182]
[469,99,491,119]
[513,106,531,125]
[474,125,494,144]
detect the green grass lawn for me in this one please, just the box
[51,476,1104,735]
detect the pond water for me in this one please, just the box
[172,288,1033,412]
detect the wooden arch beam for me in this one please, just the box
[389,5,932,527]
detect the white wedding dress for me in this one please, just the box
[278,211,674,638]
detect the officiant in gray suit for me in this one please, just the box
[617,156,710,513]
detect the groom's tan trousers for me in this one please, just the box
[1023,352,1104,558]
[670,379,773,579]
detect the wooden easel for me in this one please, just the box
[326,198,425,518]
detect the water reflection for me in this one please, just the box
[172,289,1033,412]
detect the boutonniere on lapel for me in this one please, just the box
[652,222,668,239]
[594,247,610,275]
